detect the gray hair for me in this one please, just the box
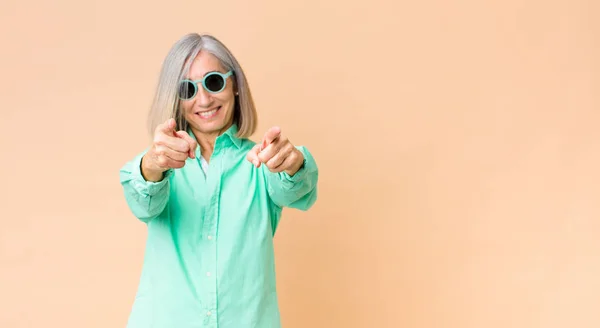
[147,33,258,138]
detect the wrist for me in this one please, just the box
[141,154,165,182]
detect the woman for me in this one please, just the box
[119,33,318,328]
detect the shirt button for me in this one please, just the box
[206,272,211,277]
[206,311,212,316]
[207,235,213,240]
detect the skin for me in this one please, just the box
[141,50,304,182]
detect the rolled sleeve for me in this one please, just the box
[120,150,172,222]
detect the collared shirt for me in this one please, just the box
[119,124,318,328]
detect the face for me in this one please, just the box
[179,50,236,137]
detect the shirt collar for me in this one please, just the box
[220,124,242,149]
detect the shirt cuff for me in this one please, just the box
[129,152,173,196]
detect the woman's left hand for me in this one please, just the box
[246,126,305,176]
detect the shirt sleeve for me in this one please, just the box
[119,150,172,223]
[264,145,319,211]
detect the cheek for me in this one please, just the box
[180,101,193,114]
[216,92,235,107]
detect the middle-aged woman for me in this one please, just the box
[119,33,319,328]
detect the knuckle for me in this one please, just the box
[157,157,167,167]
[154,134,165,146]
[181,140,191,151]
[270,154,280,163]
[267,156,282,168]
[155,147,166,156]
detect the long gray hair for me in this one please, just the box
[147,33,258,138]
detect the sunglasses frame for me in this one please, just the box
[178,70,233,100]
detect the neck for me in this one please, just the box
[191,123,232,162]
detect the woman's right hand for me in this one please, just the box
[141,118,197,182]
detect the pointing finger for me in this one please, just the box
[261,126,281,150]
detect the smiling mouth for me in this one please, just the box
[196,106,221,119]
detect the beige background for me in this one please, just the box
[1,0,599,327]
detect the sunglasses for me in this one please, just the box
[178,70,233,100]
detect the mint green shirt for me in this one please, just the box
[119,124,318,328]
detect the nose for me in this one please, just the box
[195,85,213,107]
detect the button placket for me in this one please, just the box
[201,144,222,325]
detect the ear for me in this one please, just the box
[231,75,239,95]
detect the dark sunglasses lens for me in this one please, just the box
[179,81,196,99]
[204,74,225,92]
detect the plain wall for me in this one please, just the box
[1,0,599,327]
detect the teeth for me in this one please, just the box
[199,108,218,117]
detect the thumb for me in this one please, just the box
[246,144,261,167]
[174,130,197,159]
[261,126,281,150]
